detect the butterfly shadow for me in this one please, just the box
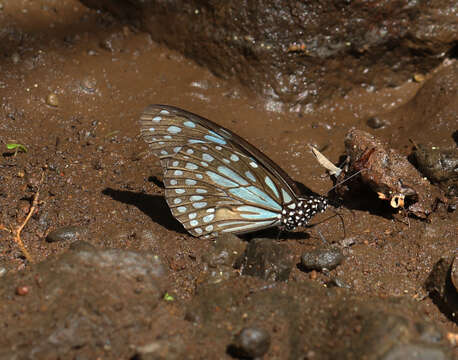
[102,187,188,235]
[241,227,311,241]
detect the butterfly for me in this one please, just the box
[139,105,328,239]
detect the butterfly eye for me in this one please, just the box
[140,105,328,238]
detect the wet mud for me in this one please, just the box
[0,1,457,359]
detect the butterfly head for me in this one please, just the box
[281,196,328,231]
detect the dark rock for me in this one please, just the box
[198,235,247,285]
[425,256,458,322]
[202,233,246,268]
[412,145,458,197]
[236,238,293,282]
[0,246,168,358]
[230,327,271,359]
[300,247,344,271]
[452,256,458,293]
[78,0,457,106]
[366,117,387,129]
[46,225,88,243]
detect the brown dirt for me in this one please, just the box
[0,1,456,359]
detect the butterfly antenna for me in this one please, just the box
[332,208,346,239]
[327,169,366,193]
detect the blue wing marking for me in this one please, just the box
[237,205,279,220]
[217,166,249,186]
[207,171,239,188]
[228,186,282,210]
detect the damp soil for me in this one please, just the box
[0,1,456,359]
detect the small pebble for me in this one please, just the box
[46,93,59,107]
[81,76,97,93]
[231,327,271,358]
[16,285,29,296]
[339,237,356,247]
[46,225,88,243]
[300,247,344,271]
[11,52,20,64]
[0,267,7,277]
[366,117,386,129]
[413,73,425,82]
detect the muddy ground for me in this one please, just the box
[0,1,457,359]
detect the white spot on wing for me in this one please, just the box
[167,126,182,134]
[202,154,214,162]
[193,202,207,209]
[184,121,196,128]
[186,163,198,170]
[230,154,239,162]
[203,214,214,222]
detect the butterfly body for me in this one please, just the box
[140,105,327,238]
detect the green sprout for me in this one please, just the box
[163,292,174,302]
[6,143,28,156]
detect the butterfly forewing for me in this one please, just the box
[139,105,300,194]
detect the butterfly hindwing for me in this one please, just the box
[163,143,288,238]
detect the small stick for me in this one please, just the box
[1,172,44,263]
[0,225,12,233]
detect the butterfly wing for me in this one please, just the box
[140,105,299,238]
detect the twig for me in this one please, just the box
[0,224,12,233]
[0,171,44,263]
